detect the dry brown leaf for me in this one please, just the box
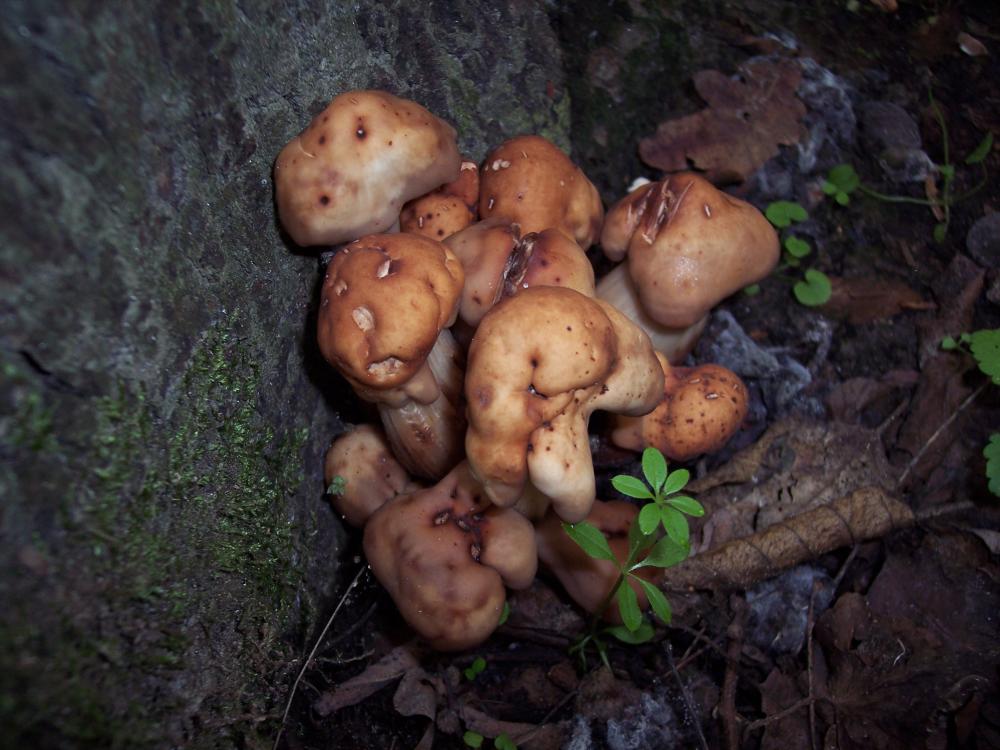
[459,704,565,750]
[869,0,898,11]
[759,669,810,750]
[826,369,919,423]
[393,666,440,719]
[313,642,421,716]
[639,59,806,183]
[823,276,934,325]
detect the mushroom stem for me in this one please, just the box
[379,329,466,479]
[595,263,706,364]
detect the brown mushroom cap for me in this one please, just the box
[611,355,749,461]
[535,500,663,622]
[274,90,462,246]
[323,424,418,527]
[400,159,479,241]
[599,173,779,329]
[445,219,596,328]
[317,233,464,406]
[465,286,662,522]
[478,135,604,248]
[363,462,537,651]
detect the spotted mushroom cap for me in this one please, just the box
[399,159,479,241]
[464,286,662,522]
[317,233,464,406]
[363,462,537,651]
[600,173,779,328]
[478,135,604,248]
[535,499,664,622]
[323,424,418,527]
[274,90,462,246]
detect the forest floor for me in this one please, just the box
[276,2,1000,748]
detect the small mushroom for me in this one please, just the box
[399,159,480,241]
[478,135,604,248]
[610,355,749,462]
[274,90,462,246]
[323,424,420,527]
[535,500,664,622]
[596,174,779,362]
[317,233,466,479]
[364,462,537,651]
[445,218,596,329]
[465,286,663,522]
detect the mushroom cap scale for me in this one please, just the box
[274,90,462,246]
[317,233,463,402]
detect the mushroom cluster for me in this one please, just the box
[276,90,779,650]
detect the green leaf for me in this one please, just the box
[562,521,617,562]
[941,336,959,350]
[627,516,654,560]
[606,621,655,644]
[464,731,484,748]
[784,236,811,258]
[835,191,850,206]
[617,581,642,631]
[638,503,661,535]
[667,495,705,517]
[326,476,346,496]
[743,283,761,296]
[611,474,654,500]
[938,164,955,180]
[828,163,860,192]
[785,255,801,268]
[793,268,832,307]
[985,433,1000,498]
[661,468,690,496]
[821,179,838,196]
[638,533,690,569]
[968,329,1000,384]
[637,578,673,625]
[494,733,518,750]
[933,222,948,243]
[965,131,993,165]
[660,506,690,547]
[642,447,668,493]
[464,656,486,681]
[765,200,808,228]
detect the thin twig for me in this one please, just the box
[807,581,819,750]
[897,383,986,487]
[273,565,368,750]
[831,544,859,593]
[720,597,746,750]
[743,696,814,733]
[664,640,711,750]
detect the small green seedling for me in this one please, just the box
[463,656,486,681]
[942,328,1000,497]
[326,475,346,496]
[763,200,832,307]
[562,448,701,665]
[494,733,518,750]
[463,731,484,748]
[822,163,861,205]
[497,601,511,626]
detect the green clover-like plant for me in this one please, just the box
[562,447,700,664]
[793,268,832,307]
[985,434,1000,498]
[822,163,860,205]
[326,475,346,496]
[463,655,486,681]
[494,733,518,750]
[765,200,808,228]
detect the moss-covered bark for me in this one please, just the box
[0,1,567,746]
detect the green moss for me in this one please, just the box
[2,361,57,453]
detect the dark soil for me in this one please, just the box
[277,2,1000,748]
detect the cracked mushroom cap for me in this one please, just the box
[599,173,779,328]
[317,233,464,406]
[363,462,537,651]
[323,424,419,527]
[274,90,462,246]
[399,159,479,241]
[478,135,604,248]
[535,500,663,622]
[465,286,662,522]
[445,218,596,328]
[611,356,749,462]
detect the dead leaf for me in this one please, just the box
[313,642,421,716]
[826,370,919,423]
[817,592,871,653]
[957,32,988,57]
[639,59,806,183]
[459,704,565,750]
[393,667,440,719]
[759,669,810,750]
[823,276,934,325]
[869,0,898,10]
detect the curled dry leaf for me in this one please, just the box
[823,275,934,325]
[313,643,421,716]
[639,59,806,183]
